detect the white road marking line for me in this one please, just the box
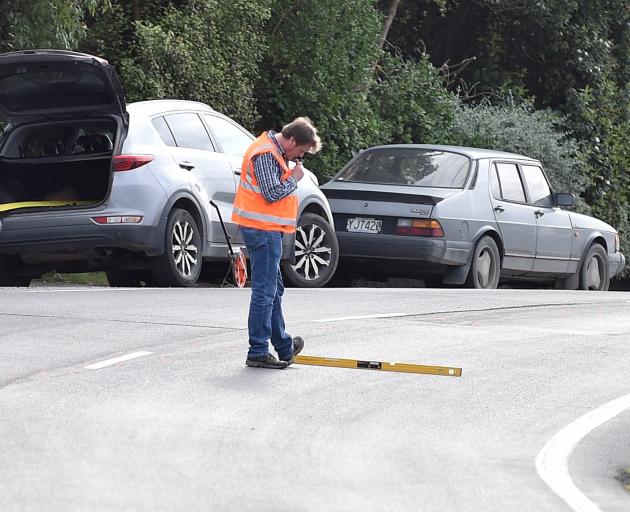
[85,351,153,370]
[536,392,630,512]
[25,287,150,292]
[315,313,408,323]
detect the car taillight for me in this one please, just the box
[92,216,143,224]
[113,155,154,172]
[395,219,444,237]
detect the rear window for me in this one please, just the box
[0,62,113,112]
[336,148,471,188]
[0,120,116,159]
[164,113,214,151]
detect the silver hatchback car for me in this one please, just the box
[0,50,338,287]
[322,144,624,290]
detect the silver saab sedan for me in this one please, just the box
[321,144,625,290]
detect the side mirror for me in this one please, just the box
[554,192,575,207]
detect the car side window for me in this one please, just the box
[522,164,552,206]
[164,113,215,151]
[203,114,253,156]
[151,116,176,147]
[494,163,526,202]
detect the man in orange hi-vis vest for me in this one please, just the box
[233,117,322,369]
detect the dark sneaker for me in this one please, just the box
[280,336,304,365]
[246,353,288,369]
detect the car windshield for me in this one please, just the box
[335,148,471,188]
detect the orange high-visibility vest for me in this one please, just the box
[231,132,298,233]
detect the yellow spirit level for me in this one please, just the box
[294,355,462,377]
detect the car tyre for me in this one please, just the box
[150,208,202,287]
[465,236,501,289]
[578,243,609,291]
[282,213,339,288]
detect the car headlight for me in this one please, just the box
[615,233,620,253]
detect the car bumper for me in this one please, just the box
[0,223,157,256]
[336,232,472,266]
[609,251,625,277]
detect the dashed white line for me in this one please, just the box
[536,392,630,512]
[85,351,153,370]
[315,313,407,323]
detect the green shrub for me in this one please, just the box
[449,102,590,212]
[86,0,270,128]
[256,0,383,179]
[257,1,459,180]
[0,0,104,51]
[569,79,630,273]
[373,53,457,146]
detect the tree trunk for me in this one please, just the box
[378,0,401,53]
[131,0,141,21]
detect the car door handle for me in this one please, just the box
[179,162,195,171]
[233,170,241,176]
[535,210,544,217]
[494,205,505,212]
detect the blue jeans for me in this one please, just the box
[241,227,293,359]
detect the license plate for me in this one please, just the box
[346,217,382,233]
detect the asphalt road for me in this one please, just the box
[1,286,629,512]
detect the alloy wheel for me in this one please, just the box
[293,222,333,282]
[171,219,199,278]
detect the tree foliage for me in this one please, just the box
[256,0,384,177]
[449,101,589,212]
[85,0,270,128]
[374,53,457,147]
[0,0,105,51]
[257,0,458,178]
[383,0,629,106]
[569,79,630,261]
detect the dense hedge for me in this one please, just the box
[449,102,590,212]
[85,0,269,128]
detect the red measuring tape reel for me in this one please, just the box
[232,249,248,288]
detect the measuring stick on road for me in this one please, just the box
[294,355,462,377]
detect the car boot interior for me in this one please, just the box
[0,119,116,209]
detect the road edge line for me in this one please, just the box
[535,392,630,512]
[85,351,153,370]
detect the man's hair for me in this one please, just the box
[281,117,322,154]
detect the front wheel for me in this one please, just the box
[579,243,609,291]
[465,236,501,289]
[282,213,339,288]
[150,208,202,287]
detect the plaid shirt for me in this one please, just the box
[251,131,297,203]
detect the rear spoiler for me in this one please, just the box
[322,188,442,205]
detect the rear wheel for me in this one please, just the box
[150,208,202,287]
[282,213,339,288]
[465,236,501,289]
[579,243,609,291]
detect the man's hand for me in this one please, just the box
[291,160,304,182]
